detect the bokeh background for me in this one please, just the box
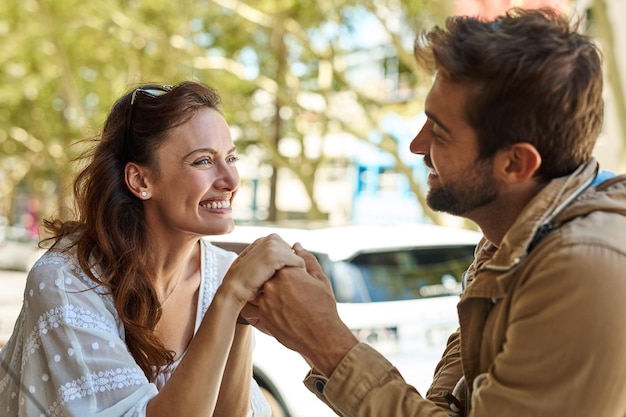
[1,0,625,238]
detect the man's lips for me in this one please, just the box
[423,156,437,177]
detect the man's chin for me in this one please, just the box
[426,191,460,216]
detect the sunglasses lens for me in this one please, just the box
[140,88,171,98]
[130,85,173,105]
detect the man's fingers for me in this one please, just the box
[293,242,326,281]
[240,302,259,326]
[242,302,274,335]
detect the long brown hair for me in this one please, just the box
[43,81,222,380]
[414,8,603,181]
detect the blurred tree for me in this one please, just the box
[0,0,454,229]
[0,0,203,224]
[196,0,452,223]
[588,0,626,167]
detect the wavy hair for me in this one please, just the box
[414,8,604,181]
[43,81,222,380]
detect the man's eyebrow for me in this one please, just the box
[425,111,451,134]
[183,146,237,159]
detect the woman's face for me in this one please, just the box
[143,107,240,239]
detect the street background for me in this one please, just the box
[2,0,625,374]
[0,269,26,345]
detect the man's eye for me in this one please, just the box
[431,128,444,141]
[227,156,240,164]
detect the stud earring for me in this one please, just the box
[141,191,147,197]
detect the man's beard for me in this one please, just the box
[426,158,498,216]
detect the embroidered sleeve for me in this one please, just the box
[0,250,157,417]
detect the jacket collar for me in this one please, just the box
[463,159,600,298]
[480,159,599,271]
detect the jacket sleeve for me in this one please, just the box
[304,343,459,417]
[426,329,465,409]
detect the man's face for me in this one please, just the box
[425,154,497,216]
[410,75,498,217]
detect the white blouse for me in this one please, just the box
[0,238,270,417]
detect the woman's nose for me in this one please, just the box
[216,164,240,190]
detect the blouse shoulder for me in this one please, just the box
[29,243,111,297]
[201,237,238,262]
[200,238,238,278]
[197,238,238,316]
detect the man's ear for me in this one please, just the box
[125,162,151,199]
[494,143,542,184]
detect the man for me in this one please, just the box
[245,8,626,416]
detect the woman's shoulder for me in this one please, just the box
[32,243,78,270]
[28,239,111,299]
[29,242,81,283]
[13,240,121,346]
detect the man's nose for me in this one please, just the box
[410,120,432,155]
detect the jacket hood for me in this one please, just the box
[559,172,626,222]
[476,158,626,271]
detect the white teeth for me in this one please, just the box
[201,200,230,209]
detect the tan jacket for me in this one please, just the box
[304,159,626,416]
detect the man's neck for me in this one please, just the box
[467,182,547,246]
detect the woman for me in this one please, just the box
[0,81,303,416]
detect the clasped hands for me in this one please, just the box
[239,238,333,330]
[231,235,335,350]
[229,233,360,375]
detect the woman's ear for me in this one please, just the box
[125,162,151,199]
[494,143,542,185]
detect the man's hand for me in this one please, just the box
[251,243,359,376]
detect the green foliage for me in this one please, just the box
[0,0,452,225]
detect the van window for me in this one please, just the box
[333,246,475,303]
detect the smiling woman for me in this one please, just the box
[0,81,304,417]
[127,105,240,239]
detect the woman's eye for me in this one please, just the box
[192,158,212,166]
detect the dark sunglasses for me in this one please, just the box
[125,85,173,156]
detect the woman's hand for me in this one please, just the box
[221,234,305,309]
[240,241,330,330]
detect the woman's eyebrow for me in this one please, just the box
[183,146,237,159]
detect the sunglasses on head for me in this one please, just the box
[129,85,173,106]
[125,85,173,154]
